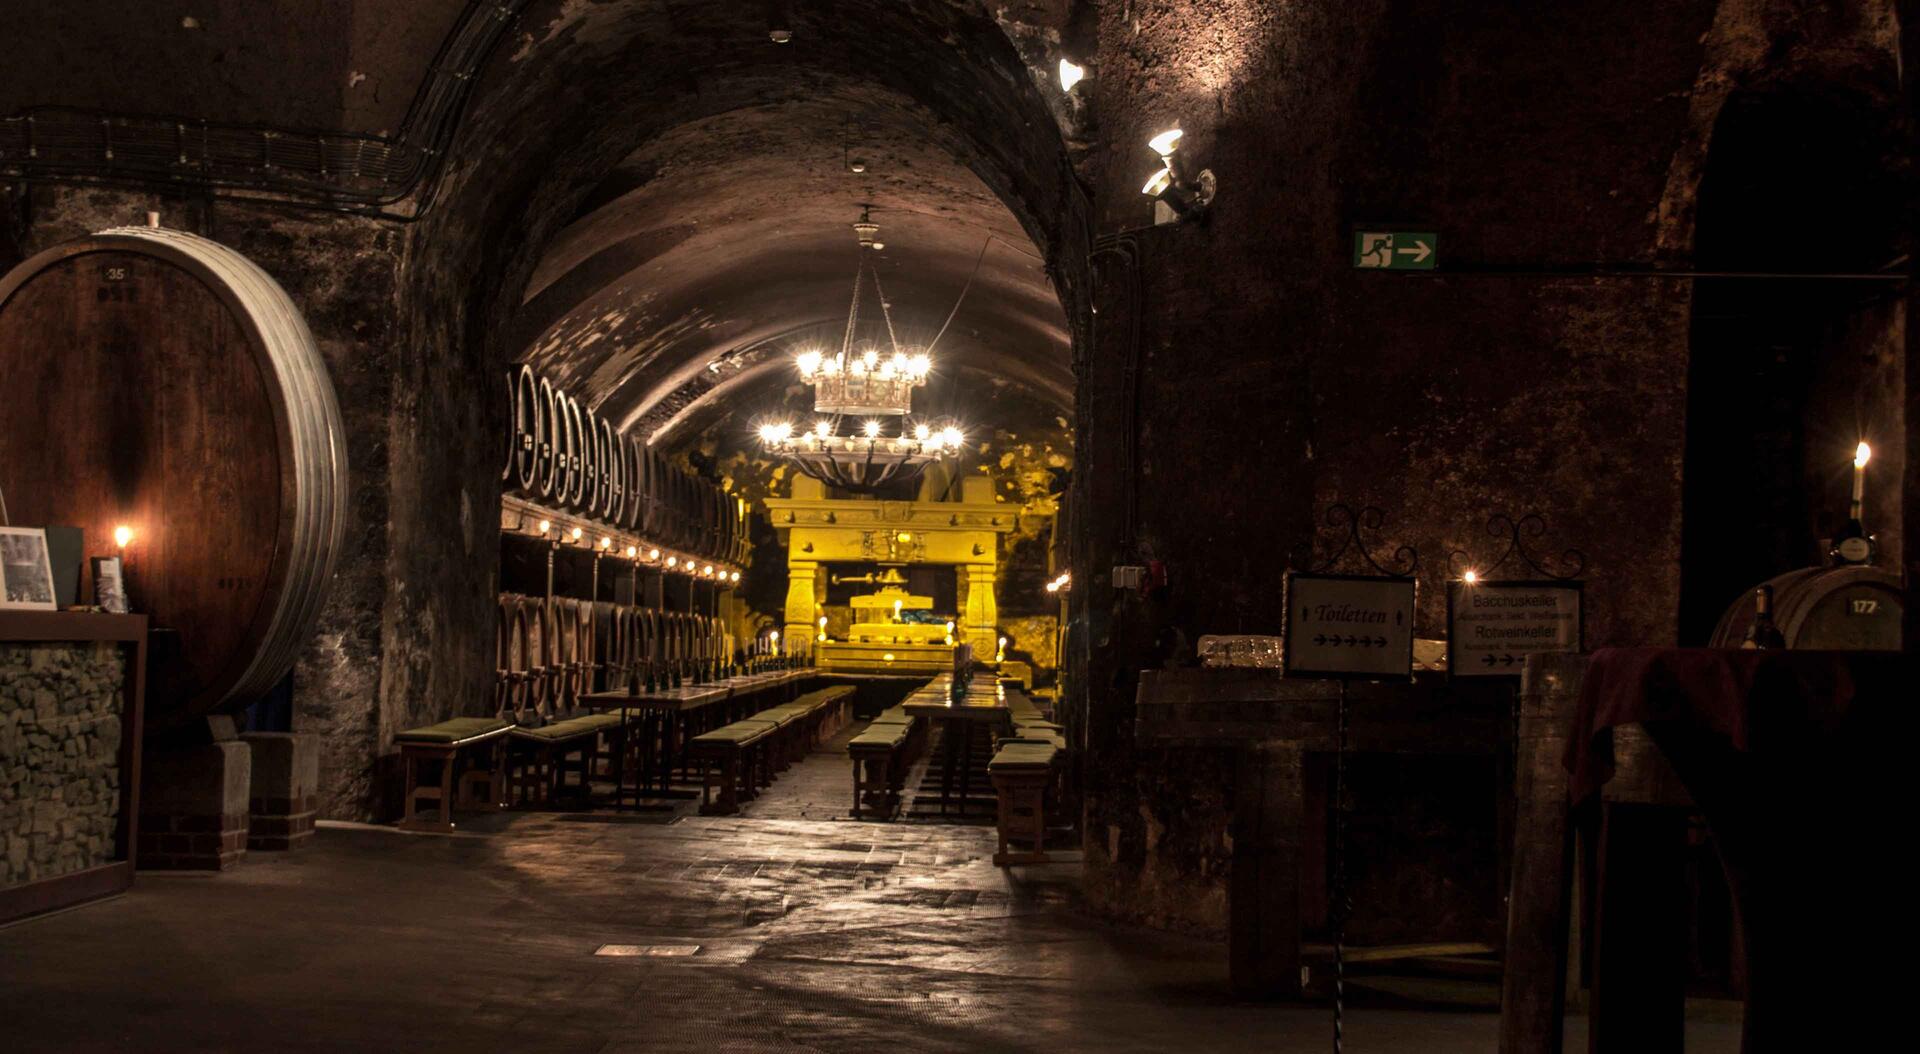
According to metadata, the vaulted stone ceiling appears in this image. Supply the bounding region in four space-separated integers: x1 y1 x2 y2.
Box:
514 91 1070 446
3 0 1089 457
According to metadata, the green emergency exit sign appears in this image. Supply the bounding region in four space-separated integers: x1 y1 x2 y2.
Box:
1353 230 1437 270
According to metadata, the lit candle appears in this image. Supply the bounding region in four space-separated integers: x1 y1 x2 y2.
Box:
1853 441 1871 516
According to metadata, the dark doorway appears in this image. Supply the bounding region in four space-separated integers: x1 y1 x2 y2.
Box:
1678 86 1906 643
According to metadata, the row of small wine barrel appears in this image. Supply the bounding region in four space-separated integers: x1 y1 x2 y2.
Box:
490 593 733 716
502 364 748 566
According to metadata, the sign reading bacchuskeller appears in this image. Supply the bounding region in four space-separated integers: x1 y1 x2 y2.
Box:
1446 580 1582 676
1443 513 1586 679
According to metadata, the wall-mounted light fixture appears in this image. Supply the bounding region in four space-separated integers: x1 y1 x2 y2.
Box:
1140 126 1216 222
114 525 133 550
1058 58 1086 92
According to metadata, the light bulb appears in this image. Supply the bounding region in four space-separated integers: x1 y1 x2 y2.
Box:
1856 442 1872 468
863 420 882 439
570 526 583 541
796 350 822 377
909 353 930 376
1059 58 1085 92
815 420 832 440
1142 167 1174 197
819 615 828 627
1463 570 1479 585
667 556 678 568
891 353 908 372
1147 127 1183 158
731 571 741 582
758 421 792 444
939 426 963 448
113 525 132 549
703 565 714 576
626 545 638 557
537 520 551 535
863 347 879 369
599 536 611 550
648 548 661 560
914 423 931 441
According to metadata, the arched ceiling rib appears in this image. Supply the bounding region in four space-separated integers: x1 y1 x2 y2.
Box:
513 91 1071 446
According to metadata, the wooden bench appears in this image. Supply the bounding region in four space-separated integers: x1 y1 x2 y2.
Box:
989 737 1063 865
691 686 855 815
507 711 622 805
396 718 512 832
689 719 777 814
849 720 912 819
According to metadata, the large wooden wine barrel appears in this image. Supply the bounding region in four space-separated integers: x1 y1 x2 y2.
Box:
1709 565 1905 650
0 224 348 727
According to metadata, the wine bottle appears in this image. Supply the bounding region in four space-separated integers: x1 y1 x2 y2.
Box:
1829 517 1875 566
1741 586 1787 649
1831 442 1876 565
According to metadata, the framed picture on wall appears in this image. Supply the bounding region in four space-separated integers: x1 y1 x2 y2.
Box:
0 526 57 611
91 556 129 614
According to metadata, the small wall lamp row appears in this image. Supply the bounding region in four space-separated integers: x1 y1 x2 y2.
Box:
518 513 741 583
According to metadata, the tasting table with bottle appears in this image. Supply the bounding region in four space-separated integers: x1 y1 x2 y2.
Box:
900 671 1011 814
1502 646 1905 1053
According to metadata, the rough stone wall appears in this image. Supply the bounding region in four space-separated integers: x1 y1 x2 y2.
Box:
0 642 125 887
1073 0 1906 934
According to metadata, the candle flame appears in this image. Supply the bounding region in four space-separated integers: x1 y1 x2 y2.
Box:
113 525 132 548
1855 442 1871 469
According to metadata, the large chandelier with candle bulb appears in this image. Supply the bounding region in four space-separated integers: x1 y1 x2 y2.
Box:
758 207 965 492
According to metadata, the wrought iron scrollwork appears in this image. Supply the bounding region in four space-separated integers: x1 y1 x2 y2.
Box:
1445 512 1586 581
1289 504 1420 579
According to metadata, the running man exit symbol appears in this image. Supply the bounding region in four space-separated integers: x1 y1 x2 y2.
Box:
1354 230 1437 270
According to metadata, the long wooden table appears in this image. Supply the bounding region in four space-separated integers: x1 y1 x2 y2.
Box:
582 670 811 801
901 672 1009 814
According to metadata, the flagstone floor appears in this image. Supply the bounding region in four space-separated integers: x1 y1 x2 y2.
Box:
0 725 1742 1053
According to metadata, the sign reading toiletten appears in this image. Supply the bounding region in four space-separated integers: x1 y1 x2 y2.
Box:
1446 580 1583 678
1282 573 1417 681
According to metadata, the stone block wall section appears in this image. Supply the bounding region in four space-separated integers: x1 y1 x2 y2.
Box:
242 732 321 851
0 642 125 887
136 740 250 871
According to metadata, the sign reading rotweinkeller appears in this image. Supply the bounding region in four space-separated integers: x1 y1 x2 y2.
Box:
1282 572 1417 681
1446 580 1583 677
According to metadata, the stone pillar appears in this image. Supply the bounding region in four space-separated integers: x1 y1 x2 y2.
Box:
138 718 250 871
784 560 818 658
961 563 999 656
241 731 319 851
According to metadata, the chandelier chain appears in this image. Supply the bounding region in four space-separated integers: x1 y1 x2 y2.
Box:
840 251 867 359
869 264 905 356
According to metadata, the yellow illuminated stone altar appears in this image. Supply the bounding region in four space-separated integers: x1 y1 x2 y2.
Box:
763 474 1015 671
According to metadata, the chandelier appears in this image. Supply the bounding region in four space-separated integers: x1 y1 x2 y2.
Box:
759 208 964 492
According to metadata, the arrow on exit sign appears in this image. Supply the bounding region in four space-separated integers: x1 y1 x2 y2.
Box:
1354 230 1438 270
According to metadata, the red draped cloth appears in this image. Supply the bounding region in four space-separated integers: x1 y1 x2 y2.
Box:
1565 647 1911 1051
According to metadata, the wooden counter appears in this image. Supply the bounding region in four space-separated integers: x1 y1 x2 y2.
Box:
0 611 147 923
1135 666 1510 998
